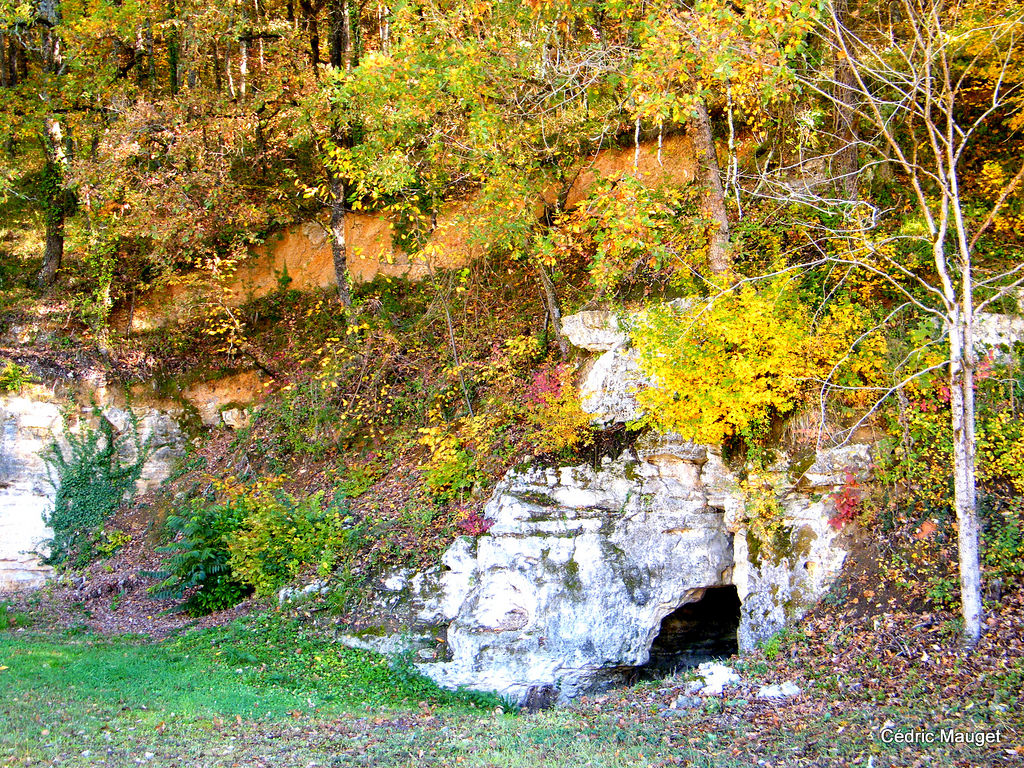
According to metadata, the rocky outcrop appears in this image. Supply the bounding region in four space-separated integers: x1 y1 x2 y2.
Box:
0 382 194 592
344 433 860 705
421 450 734 702
0 394 63 591
561 311 627 352
339 306 871 705
568 309 648 427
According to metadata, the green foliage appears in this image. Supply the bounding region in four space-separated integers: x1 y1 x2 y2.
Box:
95 528 131 558
758 633 783 660
42 413 146 566
540 177 706 296
926 575 960 611
147 490 253 617
880 349 1024 519
982 499 1024 582
150 479 366 613
333 460 381 499
247 377 343 466
227 486 356 598
422 447 481 503
71 233 117 330
0 360 33 393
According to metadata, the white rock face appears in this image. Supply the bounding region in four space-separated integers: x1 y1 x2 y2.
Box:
578 349 649 425
0 395 63 591
560 310 650 426
98 406 188 494
561 311 628 352
380 432 859 705
221 408 250 430
420 452 733 703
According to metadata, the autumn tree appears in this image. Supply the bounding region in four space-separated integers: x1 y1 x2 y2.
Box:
330 0 636 341
626 0 819 274
764 0 1024 645
0 0 78 287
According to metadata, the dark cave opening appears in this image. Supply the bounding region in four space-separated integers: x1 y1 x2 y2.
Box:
642 585 741 676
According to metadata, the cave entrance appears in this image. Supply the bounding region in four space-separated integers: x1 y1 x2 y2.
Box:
642 585 741 676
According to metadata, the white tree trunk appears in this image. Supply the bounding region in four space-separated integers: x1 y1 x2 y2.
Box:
948 315 982 645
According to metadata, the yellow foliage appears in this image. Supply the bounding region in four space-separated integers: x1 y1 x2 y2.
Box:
525 365 593 455
636 281 887 445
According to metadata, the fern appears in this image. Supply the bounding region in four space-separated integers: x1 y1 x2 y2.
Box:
145 495 252 616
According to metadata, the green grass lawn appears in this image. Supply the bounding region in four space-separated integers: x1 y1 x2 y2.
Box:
0 621 702 768
1 614 1018 767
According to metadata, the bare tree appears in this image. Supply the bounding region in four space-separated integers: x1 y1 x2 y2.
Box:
759 0 1024 645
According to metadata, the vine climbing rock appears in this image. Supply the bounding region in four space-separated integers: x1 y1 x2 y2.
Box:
0 380 190 592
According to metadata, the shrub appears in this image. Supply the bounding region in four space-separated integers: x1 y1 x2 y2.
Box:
42 413 146 566
982 498 1024 581
524 363 593 456
829 470 863 530
635 281 884 448
228 486 355 597
247 378 342 465
454 507 492 536
417 427 484 503
146 490 253 616
0 360 33 393
150 479 361 613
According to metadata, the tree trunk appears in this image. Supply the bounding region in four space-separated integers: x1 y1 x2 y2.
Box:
36 117 68 289
0 33 8 88
327 0 358 308
832 0 859 200
212 41 222 92
15 34 27 81
300 0 321 75
37 215 64 288
167 0 179 93
691 99 730 274
378 3 390 53
329 0 344 68
146 20 156 89
226 39 236 98
535 263 568 357
330 172 351 308
949 316 983 645
240 37 248 97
